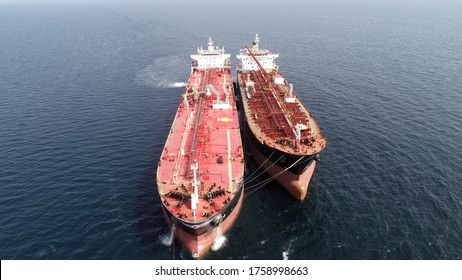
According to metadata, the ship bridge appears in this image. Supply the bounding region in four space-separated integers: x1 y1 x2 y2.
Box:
191 37 231 70
236 34 279 72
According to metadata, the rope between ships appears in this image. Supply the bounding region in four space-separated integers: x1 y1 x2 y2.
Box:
245 153 285 185
244 150 276 183
244 155 306 197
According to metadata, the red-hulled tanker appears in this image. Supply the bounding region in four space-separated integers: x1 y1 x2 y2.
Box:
236 34 326 200
157 38 244 258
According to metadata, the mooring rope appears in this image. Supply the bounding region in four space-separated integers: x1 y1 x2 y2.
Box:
244 153 285 185
244 155 305 197
244 150 276 183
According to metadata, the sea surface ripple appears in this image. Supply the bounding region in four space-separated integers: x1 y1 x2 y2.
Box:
0 0 461 259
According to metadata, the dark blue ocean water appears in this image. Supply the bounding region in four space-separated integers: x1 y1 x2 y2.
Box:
1 0 461 260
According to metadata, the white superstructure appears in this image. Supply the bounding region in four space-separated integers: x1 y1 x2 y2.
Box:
236 34 279 72
191 37 231 70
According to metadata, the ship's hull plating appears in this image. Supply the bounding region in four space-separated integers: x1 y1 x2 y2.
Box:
161 181 244 258
236 69 319 200
245 124 316 200
235 34 325 201
157 39 244 258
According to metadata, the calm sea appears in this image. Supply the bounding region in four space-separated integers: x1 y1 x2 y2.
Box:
1 0 461 260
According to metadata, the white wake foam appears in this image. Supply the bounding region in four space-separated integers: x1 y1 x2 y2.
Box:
211 227 227 251
135 55 188 88
283 239 294 260
159 225 176 246
167 82 187 88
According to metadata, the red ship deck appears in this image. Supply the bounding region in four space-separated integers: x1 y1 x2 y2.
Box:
238 69 326 156
157 67 244 223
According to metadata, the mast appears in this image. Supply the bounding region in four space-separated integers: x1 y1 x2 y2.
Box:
245 47 271 85
253 33 260 51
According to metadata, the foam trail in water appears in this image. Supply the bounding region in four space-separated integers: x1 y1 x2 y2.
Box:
159 225 176 246
167 82 187 88
135 55 188 88
211 226 227 251
283 239 293 260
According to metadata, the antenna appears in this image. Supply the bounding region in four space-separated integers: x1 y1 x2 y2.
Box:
208 37 214 51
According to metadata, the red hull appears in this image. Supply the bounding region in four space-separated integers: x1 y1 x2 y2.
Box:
235 35 325 201
156 38 244 257
248 135 316 200
163 187 244 258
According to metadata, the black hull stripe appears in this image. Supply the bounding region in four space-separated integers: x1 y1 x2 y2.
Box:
245 123 314 175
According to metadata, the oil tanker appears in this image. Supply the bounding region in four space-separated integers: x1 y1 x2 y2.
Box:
157 38 244 257
236 34 326 200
